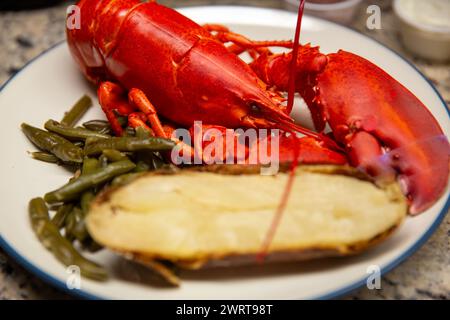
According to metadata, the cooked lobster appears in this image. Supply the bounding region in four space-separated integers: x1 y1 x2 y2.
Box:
66 0 448 214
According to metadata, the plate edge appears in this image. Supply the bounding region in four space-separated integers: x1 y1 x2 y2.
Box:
0 7 449 300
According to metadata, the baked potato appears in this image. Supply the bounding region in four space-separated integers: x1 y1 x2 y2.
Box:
87 165 407 285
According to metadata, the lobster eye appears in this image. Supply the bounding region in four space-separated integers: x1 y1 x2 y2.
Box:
250 104 261 113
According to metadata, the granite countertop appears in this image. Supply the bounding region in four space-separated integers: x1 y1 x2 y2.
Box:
0 0 448 300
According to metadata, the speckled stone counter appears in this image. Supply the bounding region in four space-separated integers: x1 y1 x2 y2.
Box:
0 0 448 300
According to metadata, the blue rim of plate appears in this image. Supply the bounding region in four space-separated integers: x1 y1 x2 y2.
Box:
0 6 448 300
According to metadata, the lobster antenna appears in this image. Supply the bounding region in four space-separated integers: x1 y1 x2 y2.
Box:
257 130 300 262
257 0 306 262
286 0 306 115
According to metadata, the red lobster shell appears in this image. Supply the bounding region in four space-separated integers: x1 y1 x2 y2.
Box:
67 0 449 214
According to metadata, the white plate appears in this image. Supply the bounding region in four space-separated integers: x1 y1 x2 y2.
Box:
0 6 448 300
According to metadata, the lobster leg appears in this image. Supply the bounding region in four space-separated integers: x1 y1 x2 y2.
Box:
128 88 168 138
127 89 206 161
128 112 153 134
200 32 329 130
202 24 230 33
102 86 203 164
204 24 292 56
201 32 329 130
191 125 346 165
215 32 293 51
98 82 170 139
98 82 136 136
128 90 209 164
249 134 347 165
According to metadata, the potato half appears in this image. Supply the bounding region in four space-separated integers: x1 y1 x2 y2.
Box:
87 165 407 284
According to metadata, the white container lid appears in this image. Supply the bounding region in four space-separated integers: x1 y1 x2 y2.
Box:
393 0 450 34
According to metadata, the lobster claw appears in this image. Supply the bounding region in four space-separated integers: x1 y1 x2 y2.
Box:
317 51 449 214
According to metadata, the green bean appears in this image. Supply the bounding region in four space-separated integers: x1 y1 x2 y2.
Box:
69 169 93 243
99 127 112 136
44 160 136 203
83 138 100 161
102 149 128 162
134 127 156 170
134 127 168 170
80 192 95 214
134 151 167 172
84 136 100 150
21 123 84 163
61 95 92 127
135 126 151 139
73 223 89 242
72 169 82 181
80 158 98 212
133 160 151 173
64 209 77 241
84 137 174 156
29 198 107 281
98 154 109 168
124 126 136 137
51 204 73 229
112 172 145 186
31 152 59 164
150 153 167 170
82 158 99 174
82 120 111 132
45 120 110 141
86 117 126 133
65 206 90 243
71 207 89 242
29 197 51 224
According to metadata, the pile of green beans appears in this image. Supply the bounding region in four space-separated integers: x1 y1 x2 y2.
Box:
29 198 107 280
23 95 175 281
